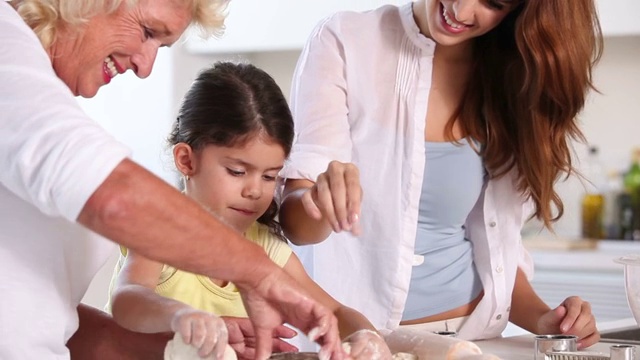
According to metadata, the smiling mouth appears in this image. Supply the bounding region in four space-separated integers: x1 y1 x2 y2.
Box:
441 2 467 31
104 56 118 79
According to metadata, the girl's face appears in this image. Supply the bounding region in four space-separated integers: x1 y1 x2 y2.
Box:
184 134 286 234
415 0 519 47
49 0 192 98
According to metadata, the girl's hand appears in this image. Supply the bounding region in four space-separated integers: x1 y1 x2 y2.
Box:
342 329 393 360
171 308 229 359
302 161 363 235
536 296 600 349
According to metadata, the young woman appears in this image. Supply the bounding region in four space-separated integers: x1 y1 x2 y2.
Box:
109 62 392 360
279 0 603 349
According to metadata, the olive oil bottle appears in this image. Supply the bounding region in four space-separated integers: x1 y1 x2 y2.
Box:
581 146 606 239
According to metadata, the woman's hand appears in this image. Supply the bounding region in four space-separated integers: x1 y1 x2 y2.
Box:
536 296 600 349
238 269 345 360
223 316 298 359
342 329 393 360
301 161 362 235
171 308 229 359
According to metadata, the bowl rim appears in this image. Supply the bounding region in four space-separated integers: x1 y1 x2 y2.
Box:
614 254 640 266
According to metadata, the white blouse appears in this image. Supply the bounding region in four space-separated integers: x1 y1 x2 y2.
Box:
0 3 130 358
281 2 534 340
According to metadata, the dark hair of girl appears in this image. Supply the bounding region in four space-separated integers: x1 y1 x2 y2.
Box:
168 61 294 239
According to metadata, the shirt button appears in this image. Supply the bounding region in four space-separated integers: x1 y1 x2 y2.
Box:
489 221 497 227
496 265 504 273
496 314 502 320
507 306 511 312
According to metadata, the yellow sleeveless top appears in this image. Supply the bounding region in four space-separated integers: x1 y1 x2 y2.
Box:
106 222 292 317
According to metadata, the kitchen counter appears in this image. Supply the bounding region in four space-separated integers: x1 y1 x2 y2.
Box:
475 318 638 359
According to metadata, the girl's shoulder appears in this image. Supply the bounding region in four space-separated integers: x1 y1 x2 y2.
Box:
246 222 292 268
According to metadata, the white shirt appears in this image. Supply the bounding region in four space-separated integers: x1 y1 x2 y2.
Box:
281 3 534 340
0 3 130 358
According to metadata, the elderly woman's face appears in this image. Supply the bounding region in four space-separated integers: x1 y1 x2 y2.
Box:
49 0 192 98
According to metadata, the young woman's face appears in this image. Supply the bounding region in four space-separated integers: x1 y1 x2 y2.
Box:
49 0 192 98
187 135 286 234
415 0 519 46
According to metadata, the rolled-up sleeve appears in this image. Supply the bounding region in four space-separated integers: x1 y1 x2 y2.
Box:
282 14 353 181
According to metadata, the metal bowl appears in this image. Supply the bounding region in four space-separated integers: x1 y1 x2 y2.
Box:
268 352 320 360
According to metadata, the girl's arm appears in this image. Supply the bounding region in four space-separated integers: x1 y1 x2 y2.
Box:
283 253 392 359
282 253 373 338
110 251 228 358
111 251 186 333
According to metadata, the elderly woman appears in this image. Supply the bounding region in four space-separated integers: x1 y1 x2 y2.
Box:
0 1 345 359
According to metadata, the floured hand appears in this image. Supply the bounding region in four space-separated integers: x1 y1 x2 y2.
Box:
165 332 237 360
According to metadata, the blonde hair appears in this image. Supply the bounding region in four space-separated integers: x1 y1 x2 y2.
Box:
13 0 229 49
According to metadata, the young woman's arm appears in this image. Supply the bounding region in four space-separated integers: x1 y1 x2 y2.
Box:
283 253 392 359
509 267 599 348
280 162 362 246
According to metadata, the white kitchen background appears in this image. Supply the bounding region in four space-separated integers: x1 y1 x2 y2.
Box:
78 0 640 334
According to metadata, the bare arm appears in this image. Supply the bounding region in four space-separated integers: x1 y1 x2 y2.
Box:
283 255 392 359
78 159 345 360
110 251 191 333
68 304 171 360
280 179 333 245
509 267 551 334
78 159 273 285
283 254 373 339
510 267 599 348
280 162 362 246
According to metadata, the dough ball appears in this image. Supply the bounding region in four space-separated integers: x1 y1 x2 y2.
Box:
164 332 237 360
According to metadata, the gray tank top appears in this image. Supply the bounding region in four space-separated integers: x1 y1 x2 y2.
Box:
402 139 484 321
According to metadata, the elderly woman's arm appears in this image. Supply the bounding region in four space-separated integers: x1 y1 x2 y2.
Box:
77 159 344 360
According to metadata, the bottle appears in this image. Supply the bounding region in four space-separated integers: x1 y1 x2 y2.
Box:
623 148 640 240
604 171 623 239
581 146 606 240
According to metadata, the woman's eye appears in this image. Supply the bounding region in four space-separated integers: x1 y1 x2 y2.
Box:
486 0 508 10
143 26 153 39
227 168 245 177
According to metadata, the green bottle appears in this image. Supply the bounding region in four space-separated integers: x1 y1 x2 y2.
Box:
623 149 640 240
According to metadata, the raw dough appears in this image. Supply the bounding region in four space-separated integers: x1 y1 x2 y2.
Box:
384 328 484 360
343 341 418 360
392 352 418 360
164 332 237 360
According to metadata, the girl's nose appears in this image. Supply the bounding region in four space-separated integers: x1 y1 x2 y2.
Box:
242 180 263 200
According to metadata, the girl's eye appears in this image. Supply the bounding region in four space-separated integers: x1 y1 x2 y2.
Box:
227 168 245 177
262 174 277 182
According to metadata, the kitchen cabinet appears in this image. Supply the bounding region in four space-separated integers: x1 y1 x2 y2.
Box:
186 0 640 54
526 240 639 323
596 0 640 37
185 0 402 54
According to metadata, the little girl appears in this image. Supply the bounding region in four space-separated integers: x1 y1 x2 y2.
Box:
108 62 392 360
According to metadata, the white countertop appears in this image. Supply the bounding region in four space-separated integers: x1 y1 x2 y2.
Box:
527 240 640 273
475 318 638 359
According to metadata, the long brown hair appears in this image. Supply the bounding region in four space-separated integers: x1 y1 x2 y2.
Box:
449 0 603 228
